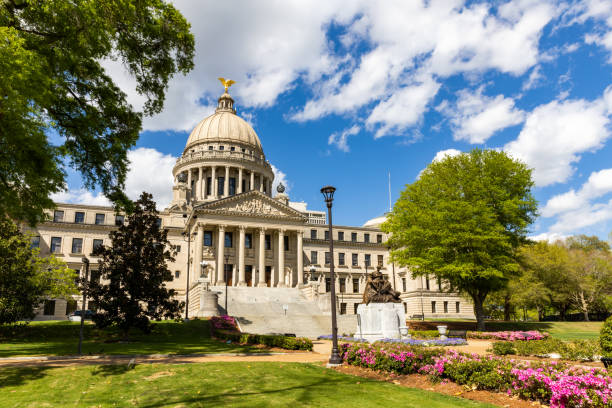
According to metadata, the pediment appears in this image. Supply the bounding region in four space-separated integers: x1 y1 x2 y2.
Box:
194 191 306 221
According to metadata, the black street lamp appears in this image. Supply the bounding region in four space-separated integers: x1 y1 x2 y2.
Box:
224 254 229 315
321 185 342 366
78 257 89 355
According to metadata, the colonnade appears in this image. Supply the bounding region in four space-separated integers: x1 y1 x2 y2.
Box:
181 165 273 201
193 224 304 288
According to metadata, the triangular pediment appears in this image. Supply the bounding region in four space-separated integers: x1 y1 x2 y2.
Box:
194 191 307 221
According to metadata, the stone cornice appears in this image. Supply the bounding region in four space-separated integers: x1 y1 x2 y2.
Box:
38 221 116 231
303 238 387 249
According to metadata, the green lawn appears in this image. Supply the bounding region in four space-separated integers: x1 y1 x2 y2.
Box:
484 321 603 340
0 320 262 357
0 362 494 407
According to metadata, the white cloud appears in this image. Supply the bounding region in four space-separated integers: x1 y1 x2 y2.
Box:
328 125 360 152
432 149 462 163
504 91 612 186
529 232 570 243
522 65 544 90
124 148 177 209
271 164 290 195
51 189 111 207
547 199 612 233
570 0 612 61
542 168 612 217
441 87 525 144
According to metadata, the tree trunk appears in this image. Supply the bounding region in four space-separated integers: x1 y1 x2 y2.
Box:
503 293 511 321
579 292 590 322
471 294 486 331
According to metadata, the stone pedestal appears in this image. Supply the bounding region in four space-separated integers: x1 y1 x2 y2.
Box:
355 303 408 342
198 291 220 317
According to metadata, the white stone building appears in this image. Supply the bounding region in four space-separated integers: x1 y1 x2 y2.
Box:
26 87 474 324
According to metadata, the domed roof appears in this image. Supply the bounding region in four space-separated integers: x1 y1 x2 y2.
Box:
184 91 263 153
363 214 388 228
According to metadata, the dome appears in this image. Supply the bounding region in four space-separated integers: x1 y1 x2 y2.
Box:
362 214 388 228
184 91 263 154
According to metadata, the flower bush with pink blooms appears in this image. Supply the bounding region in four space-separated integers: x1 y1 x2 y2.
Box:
210 315 237 331
467 330 548 341
341 342 612 407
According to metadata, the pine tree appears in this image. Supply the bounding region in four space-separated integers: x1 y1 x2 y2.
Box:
88 192 183 338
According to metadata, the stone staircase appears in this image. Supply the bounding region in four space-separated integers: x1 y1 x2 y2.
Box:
209 286 357 338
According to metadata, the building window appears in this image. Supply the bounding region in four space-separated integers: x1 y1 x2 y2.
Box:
377 234 383 243
353 278 359 293
325 278 331 292
218 177 225 195
206 177 212 195
95 213 105 225
74 212 85 223
71 238 83 254
352 253 358 266
245 233 252 249
351 232 357 242
310 251 318 264
425 275 430 290
265 234 271 250
229 177 236 195
364 233 370 243
172 245 181 253
377 254 384 267
230 146 235 151
284 235 289 251
92 239 103 253
175 270 180 279
31 236 40 249
340 302 347 315
115 215 125 226
156 218 162 228
50 237 62 253
339 278 346 293
431 301 436 314
338 231 344 241
365 254 371 267
310 229 317 239
456 301 460 313
43 300 56 316
438 278 442 291
338 253 345 266
444 301 448 314
403 303 407 313
402 278 407 292
219 145 224 151
53 210 64 222
225 232 233 248
325 252 331 265
324 230 329 241
204 231 213 247
208 145 213 150
354 303 359 314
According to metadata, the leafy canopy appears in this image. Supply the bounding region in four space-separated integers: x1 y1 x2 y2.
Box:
0 219 77 324
382 149 537 329
0 0 195 225
87 192 183 337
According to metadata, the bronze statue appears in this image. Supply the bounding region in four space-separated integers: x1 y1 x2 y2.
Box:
363 267 401 304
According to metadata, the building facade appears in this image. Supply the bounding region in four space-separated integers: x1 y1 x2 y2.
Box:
26 87 474 321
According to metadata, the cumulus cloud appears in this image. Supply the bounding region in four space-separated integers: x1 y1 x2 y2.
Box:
51 189 111 207
271 164 290 195
328 125 360 152
504 90 612 186
542 168 612 217
547 199 612 234
432 149 462 163
529 232 570 243
440 87 525 144
571 0 612 61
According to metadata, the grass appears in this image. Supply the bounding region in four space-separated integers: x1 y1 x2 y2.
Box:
0 320 263 357
0 362 495 407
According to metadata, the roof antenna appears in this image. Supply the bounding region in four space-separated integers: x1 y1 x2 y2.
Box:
388 171 392 213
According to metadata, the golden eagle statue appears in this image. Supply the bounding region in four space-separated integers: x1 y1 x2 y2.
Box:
218 77 235 93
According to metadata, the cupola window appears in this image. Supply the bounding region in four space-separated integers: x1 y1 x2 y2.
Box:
208 146 213 150
219 146 224 151
230 146 235 151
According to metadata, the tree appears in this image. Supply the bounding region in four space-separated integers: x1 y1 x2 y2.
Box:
567 235 611 253
383 149 537 330
0 219 77 324
1 1 195 225
87 192 183 338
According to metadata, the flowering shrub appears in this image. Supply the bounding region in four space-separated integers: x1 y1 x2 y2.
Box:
467 330 548 341
317 335 466 347
341 342 612 408
491 338 602 361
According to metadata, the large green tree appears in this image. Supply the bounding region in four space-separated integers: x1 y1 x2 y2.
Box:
0 219 77 324
0 1 195 225
383 149 537 330
87 192 182 339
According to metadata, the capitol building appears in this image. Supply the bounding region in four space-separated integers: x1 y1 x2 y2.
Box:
28 85 474 331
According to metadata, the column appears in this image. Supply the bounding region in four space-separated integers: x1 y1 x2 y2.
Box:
277 229 285 287
259 174 264 192
238 167 243 194
211 166 217 198
250 172 255 192
297 230 304 287
257 228 266 287
268 180 272 196
197 167 202 200
224 166 230 197
216 225 225 284
187 169 192 200
237 226 246 286
195 224 203 281
200 167 206 199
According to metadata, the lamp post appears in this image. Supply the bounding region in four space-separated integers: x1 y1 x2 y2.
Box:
321 185 342 366
182 230 192 321
224 254 229 315
78 257 89 355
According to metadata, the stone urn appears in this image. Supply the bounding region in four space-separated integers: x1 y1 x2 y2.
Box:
437 325 448 340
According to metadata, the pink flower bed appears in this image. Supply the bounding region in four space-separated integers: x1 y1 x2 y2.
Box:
210 315 238 331
468 330 548 341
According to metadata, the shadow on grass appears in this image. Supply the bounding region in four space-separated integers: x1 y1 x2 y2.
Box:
91 364 133 377
0 366 55 388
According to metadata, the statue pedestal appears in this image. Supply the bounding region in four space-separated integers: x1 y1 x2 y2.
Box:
198 291 220 317
355 303 408 342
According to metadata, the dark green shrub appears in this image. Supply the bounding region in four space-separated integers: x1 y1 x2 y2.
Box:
212 329 313 351
409 330 439 339
491 341 516 355
600 316 612 357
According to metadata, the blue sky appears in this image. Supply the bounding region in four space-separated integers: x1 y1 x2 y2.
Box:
55 0 612 241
